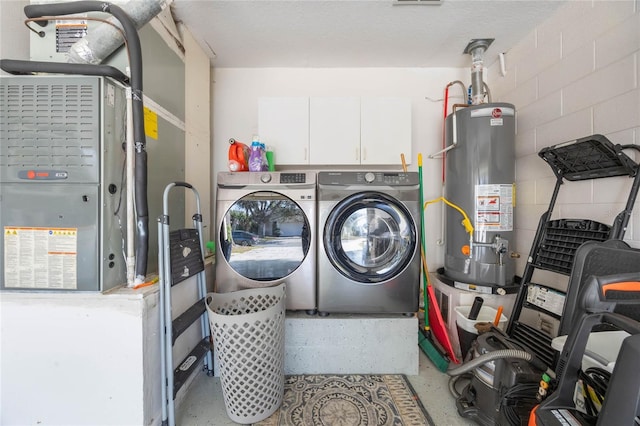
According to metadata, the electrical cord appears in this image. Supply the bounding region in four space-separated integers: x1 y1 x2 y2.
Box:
577 367 611 418
500 382 539 425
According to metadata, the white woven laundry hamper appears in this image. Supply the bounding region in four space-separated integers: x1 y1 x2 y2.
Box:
205 283 285 424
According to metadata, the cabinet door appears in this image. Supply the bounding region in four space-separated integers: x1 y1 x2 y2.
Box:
360 97 412 165
309 97 360 165
258 97 309 165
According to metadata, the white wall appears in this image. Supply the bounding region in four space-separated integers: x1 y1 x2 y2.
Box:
211 67 468 265
486 0 640 276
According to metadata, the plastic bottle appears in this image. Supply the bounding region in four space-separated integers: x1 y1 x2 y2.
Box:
248 135 263 172
266 146 275 171
260 142 268 171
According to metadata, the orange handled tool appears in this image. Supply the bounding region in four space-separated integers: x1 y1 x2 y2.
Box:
494 305 504 326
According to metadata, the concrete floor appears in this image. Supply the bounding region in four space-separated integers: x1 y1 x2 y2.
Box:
176 349 476 425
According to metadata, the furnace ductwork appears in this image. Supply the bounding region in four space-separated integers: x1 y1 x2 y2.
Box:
67 0 168 64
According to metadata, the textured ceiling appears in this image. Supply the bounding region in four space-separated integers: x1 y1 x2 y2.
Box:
171 0 564 68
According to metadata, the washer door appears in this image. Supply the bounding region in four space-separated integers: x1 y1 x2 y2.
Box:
219 191 311 281
324 191 416 284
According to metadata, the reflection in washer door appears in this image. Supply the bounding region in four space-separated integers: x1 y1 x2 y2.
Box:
220 191 310 281
324 192 416 284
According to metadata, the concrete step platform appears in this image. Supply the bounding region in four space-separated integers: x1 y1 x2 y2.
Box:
214 312 418 376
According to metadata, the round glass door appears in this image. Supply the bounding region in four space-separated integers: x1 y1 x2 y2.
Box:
324 192 416 283
219 191 310 281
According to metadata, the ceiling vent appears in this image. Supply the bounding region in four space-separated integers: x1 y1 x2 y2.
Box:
393 0 443 5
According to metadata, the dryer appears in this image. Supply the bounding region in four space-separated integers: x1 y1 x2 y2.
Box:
216 171 316 311
317 171 420 315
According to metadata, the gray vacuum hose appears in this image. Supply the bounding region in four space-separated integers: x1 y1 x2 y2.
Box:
446 349 545 377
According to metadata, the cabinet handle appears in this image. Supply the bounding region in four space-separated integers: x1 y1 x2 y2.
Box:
304 147 308 161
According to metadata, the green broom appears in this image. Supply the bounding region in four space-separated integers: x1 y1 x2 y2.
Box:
417 154 450 372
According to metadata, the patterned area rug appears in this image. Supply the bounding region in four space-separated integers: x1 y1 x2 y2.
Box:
253 374 435 426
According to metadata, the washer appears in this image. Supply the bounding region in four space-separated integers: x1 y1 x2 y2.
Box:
216 171 316 311
317 171 420 315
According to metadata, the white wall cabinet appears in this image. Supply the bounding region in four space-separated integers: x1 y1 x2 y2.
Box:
309 97 361 165
258 97 309 165
259 96 411 166
360 97 412 165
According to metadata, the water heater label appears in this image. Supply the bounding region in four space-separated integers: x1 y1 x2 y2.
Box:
3 227 77 289
475 184 513 231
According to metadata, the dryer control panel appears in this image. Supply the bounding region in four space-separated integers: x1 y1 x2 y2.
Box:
318 171 419 186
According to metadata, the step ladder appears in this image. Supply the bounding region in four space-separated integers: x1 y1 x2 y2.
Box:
505 134 640 368
158 182 213 426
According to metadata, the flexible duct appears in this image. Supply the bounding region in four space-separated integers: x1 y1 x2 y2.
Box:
24 1 150 282
66 0 168 65
469 45 485 105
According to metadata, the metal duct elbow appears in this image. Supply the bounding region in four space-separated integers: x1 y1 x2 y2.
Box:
463 38 493 105
67 0 168 64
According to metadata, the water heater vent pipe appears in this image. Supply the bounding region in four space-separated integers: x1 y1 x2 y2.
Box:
463 38 494 105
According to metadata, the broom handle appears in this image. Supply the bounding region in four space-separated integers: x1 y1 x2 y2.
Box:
418 154 430 330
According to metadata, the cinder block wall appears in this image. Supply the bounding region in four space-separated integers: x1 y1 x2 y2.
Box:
487 0 640 275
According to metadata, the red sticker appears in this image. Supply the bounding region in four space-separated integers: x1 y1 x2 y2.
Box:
492 108 502 118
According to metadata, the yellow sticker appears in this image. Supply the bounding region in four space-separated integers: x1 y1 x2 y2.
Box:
144 106 158 140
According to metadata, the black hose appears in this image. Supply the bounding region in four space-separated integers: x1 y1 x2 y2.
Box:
0 59 129 85
25 1 149 280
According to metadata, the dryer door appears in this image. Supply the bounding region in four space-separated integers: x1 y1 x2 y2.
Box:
219 191 311 281
324 191 416 284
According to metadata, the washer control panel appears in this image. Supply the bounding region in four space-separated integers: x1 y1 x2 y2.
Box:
260 173 272 183
218 171 313 187
279 173 306 184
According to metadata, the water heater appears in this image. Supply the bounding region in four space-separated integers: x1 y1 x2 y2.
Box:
443 102 516 287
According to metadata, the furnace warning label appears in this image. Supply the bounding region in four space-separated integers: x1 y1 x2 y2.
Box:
144 106 158 140
4 227 77 289
55 19 88 53
475 184 513 231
